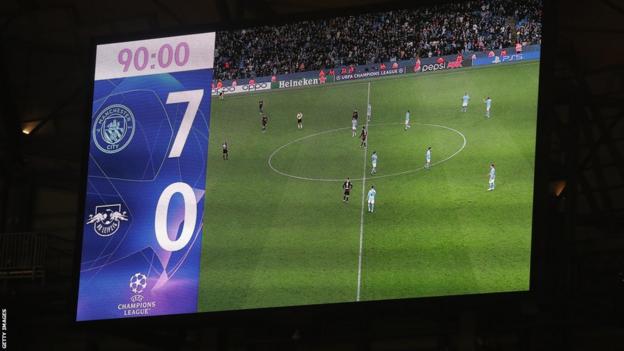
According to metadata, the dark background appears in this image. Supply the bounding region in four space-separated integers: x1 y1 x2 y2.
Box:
1 0 623 349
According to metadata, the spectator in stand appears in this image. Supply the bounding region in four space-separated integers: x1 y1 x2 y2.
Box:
213 0 542 81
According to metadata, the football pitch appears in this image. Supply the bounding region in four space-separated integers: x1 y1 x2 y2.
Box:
198 61 538 312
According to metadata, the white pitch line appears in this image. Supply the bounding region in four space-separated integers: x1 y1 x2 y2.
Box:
356 82 370 301
267 122 467 182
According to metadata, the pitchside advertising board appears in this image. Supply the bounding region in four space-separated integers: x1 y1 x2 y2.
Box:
77 33 215 321
473 49 541 66
208 45 539 95
211 82 271 96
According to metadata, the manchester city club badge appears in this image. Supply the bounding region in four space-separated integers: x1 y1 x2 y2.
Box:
92 104 136 154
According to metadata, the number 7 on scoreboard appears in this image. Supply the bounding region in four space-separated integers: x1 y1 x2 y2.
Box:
166 89 205 158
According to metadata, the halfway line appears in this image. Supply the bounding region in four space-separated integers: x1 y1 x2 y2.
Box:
356 82 370 301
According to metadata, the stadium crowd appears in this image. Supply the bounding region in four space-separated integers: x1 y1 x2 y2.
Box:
214 0 542 81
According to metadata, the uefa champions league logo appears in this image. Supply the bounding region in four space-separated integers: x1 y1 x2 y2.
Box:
93 104 135 154
129 273 148 294
117 272 156 315
86 204 128 237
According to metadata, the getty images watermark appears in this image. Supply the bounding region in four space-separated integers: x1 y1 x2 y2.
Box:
1 308 6 349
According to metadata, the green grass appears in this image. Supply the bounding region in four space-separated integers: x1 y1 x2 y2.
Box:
198 61 538 311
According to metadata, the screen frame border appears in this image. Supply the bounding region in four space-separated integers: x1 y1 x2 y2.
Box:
72 0 554 327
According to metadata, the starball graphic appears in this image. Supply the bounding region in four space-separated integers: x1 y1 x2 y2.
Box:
129 273 147 294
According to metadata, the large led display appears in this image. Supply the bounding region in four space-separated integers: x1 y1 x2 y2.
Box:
77 0 541 320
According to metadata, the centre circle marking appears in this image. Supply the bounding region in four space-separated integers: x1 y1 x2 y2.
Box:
267 122 467 182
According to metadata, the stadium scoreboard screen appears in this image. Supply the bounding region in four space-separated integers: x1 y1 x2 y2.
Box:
77 1 542 321
78 33 215 320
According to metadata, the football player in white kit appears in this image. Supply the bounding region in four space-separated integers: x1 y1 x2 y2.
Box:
425 147 432 169
367 185 377 213
404 110 411 130
488 163 496 191
351 109 359 137
461 92 470 112
371 151 378 174
484 97 492 118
